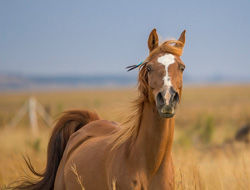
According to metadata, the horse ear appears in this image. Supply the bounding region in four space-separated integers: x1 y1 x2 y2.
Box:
175 30 186 48
148 28 159 52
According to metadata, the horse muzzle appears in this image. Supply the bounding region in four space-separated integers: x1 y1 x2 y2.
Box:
156 87 179 118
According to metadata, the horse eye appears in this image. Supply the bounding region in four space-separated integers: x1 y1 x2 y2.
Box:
146 66 152 72
179 65 185 72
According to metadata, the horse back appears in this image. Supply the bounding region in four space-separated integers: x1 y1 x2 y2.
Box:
65 119 119 155
54 120 119 190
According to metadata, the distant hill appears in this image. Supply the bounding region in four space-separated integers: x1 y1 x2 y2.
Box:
0 74 32 90
0 73 249 91
0 74 137 90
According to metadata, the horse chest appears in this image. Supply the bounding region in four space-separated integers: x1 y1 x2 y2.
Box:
112 177 146 190
110 162 175 190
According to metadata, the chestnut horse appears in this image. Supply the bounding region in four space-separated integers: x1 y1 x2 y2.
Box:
12 29 186 190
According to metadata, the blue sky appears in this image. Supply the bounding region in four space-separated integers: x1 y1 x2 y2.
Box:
0 0 250 79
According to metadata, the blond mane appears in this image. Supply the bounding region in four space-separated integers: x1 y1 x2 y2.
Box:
111 40 184 149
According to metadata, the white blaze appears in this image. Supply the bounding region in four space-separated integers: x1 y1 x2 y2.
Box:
157 53 175 87
157 53 175 106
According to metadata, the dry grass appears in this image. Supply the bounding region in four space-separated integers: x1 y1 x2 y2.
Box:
0 85 250 189
112 178 117 190
71 163 85 190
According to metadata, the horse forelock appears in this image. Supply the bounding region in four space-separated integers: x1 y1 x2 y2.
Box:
146 40 184 62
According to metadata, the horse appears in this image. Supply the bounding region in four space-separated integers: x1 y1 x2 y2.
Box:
11 28 186 190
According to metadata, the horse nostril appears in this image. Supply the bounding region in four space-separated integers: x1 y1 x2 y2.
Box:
173 92 179 103
170 87 179 103
157 92 165 106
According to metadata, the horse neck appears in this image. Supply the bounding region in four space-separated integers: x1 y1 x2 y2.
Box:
129 101 175 176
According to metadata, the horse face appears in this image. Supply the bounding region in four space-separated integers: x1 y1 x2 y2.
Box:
146 29 185 118
147 54 185 118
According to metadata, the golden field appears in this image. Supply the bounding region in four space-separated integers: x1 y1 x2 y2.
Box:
0 85 250 189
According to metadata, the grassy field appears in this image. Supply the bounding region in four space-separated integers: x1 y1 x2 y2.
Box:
0 85 250 189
